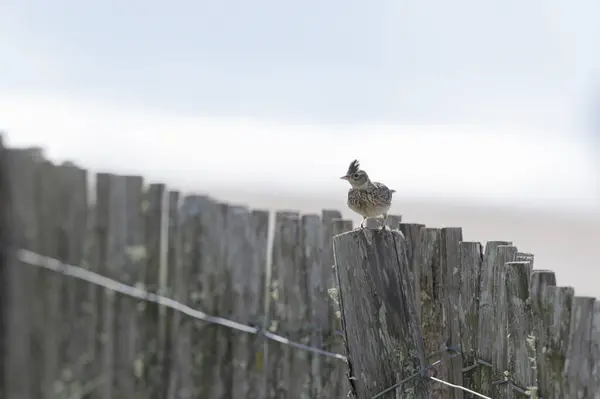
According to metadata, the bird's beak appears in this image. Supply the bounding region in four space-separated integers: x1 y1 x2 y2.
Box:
340 175 349 180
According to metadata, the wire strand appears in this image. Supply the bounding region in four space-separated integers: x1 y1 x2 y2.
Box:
429 376 492 399
17 249 348 362
370 352 460 399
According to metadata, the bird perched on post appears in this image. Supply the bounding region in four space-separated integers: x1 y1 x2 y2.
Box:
340 159 396 229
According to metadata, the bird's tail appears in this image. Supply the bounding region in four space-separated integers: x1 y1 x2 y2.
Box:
390 189 396 194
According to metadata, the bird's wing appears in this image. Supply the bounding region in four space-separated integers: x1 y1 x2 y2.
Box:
372 182 394 201
373 182 390 190
374 182 396 194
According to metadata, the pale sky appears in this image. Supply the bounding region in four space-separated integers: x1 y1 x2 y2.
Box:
1 0 598 212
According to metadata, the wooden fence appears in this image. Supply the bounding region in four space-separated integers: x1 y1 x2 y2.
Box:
0 137 599 399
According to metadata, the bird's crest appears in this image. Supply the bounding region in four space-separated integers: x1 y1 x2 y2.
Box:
346 159 360 175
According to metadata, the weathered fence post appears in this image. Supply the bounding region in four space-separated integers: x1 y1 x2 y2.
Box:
457 241 483 393
266 211 312 398
477 241 512 395
529 269 556 397
319 211 346 398
399 223 425 314
6 149 66 399
226 205 268 399
169 194 197 398
544 286 574 398
505 261 535 398
491 245 518 397
143 183 167 398
54 163 89 398
440 227 464 399
164 191 183 399
184 196 228 399
305 213 327 398
333 228 429 398
212 201 238 399
418 227 444 399
247 209 269 399
225 205 253 399
564 296 596 397
36 161 66 399
331 219 353 397
93 173 145 398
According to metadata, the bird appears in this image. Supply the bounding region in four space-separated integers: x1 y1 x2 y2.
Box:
340 159 396 229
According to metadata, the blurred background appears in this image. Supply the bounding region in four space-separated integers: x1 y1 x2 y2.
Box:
1 0 598 294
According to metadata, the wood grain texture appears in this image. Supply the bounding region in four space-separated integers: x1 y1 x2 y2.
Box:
305 213 326 398
545 286 575 399
143 183 167 399
528 269 556 397
457 241 483 393
477 240 512 395
119 176 146 399
193 197 228 399
227 205 254 399
333 228 428 399
177 195 208 398
267 211 311 398
282 212 312 399
399 223 425 317
440 227 464 399
418 227 445 399
265 209 287 399
248 209 269 399
491 245 518 398
171 194 200 399
95 173 146 399
331 219 353 398
505 261 534 398
320 210 346 398
564 296 596 398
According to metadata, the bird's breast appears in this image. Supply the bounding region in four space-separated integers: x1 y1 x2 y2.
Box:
346 188 392 217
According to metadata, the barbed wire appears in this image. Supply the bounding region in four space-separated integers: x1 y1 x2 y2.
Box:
371 352 535 398
430 376 492 399
17 248 515 399
17 249 347 362
369 353 457 399
369 351 492 399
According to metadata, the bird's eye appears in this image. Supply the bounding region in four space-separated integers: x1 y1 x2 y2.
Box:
352 173 360 179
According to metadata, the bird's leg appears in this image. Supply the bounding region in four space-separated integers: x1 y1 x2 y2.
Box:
360 217 367 229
